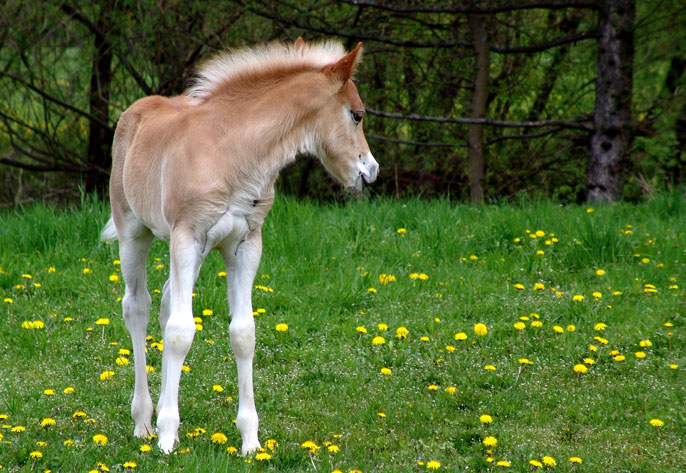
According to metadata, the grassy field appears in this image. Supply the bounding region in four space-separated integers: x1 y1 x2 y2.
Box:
0 193 684 472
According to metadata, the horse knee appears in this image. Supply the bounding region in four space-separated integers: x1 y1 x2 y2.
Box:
229 319 255 359
164 318 196 356
122 292 151 330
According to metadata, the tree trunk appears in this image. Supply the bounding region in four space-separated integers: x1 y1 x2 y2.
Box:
85 4 114 195
587 0 635 202
468 14 490 204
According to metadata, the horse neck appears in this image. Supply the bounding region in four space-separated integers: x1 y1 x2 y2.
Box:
207 72 331 172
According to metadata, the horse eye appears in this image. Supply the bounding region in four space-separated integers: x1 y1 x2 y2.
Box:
350 110 363 125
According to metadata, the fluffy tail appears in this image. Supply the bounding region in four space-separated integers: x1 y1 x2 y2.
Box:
100 215 118 242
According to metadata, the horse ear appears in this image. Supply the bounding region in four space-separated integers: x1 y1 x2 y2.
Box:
325 42 364 82
294 37 305 53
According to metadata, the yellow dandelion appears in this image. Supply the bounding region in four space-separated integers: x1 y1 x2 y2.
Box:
496 460 510 467
100 370 115 380
649 418 664 427
533 283 545 291
377 323 388 331
426 460 440 470
43 389 55 396
95 318 109 326
484 364 496 371
29 450 43 459
372 336 386 345
395 326 409 339
553 325 564 334
212 384 224 392
40 418 56 427
140 444 152 452
255 451 272 461
513 322 526 330
454 332 468 341
483 436 497 447
596 269 606 276
444 386 456 394
569 456 583 463
529 459 543 467
92 434 108 446
480 414 493 424
542 456 556 466
301 440 319 451
635 351 646 359
356 326 368 334
573 364 588 374
123 461 137 468
513 283 525 290
275 323 289 332
572 294 584 302
380 368 392 375
474 323 488 336
211 432 228 444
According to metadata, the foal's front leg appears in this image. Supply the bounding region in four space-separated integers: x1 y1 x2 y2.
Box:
221 230 262 455
157 230 202 453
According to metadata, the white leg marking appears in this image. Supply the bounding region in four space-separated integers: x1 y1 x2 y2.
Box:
157 231 202 453
119 230 154 438
221 231 262 455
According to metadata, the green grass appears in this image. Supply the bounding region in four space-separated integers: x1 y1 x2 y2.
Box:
0 193 685 472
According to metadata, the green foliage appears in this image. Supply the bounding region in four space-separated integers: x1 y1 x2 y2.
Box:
1 1 686 202
1 195 685 471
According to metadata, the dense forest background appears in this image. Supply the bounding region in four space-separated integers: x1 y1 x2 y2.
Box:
0 0 684 204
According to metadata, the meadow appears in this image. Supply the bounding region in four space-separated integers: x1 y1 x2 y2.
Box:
0 193 684 472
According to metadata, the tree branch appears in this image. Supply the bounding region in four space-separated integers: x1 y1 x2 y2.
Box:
244 3 472 48
491 30 598 53
367 134 467 147
367 108 593 131
0 71 113 131
340 0 600 14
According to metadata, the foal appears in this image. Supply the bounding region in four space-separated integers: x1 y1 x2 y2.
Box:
102 39 378 454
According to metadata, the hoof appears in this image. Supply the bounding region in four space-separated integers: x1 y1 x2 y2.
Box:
133 422 153 438
241 438 261 457
158 434 176 454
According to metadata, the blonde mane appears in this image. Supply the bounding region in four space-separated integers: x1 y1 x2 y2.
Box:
186 40 347 101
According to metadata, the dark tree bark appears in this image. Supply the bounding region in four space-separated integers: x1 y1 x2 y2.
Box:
77 3 115 194
468 14 490 204
587 0 635 202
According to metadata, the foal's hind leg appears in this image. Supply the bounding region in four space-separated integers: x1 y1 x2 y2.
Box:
157 229 203 453
220 230 262 455
118 221 155 438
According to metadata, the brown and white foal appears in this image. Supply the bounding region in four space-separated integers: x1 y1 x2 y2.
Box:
102 39 377 454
